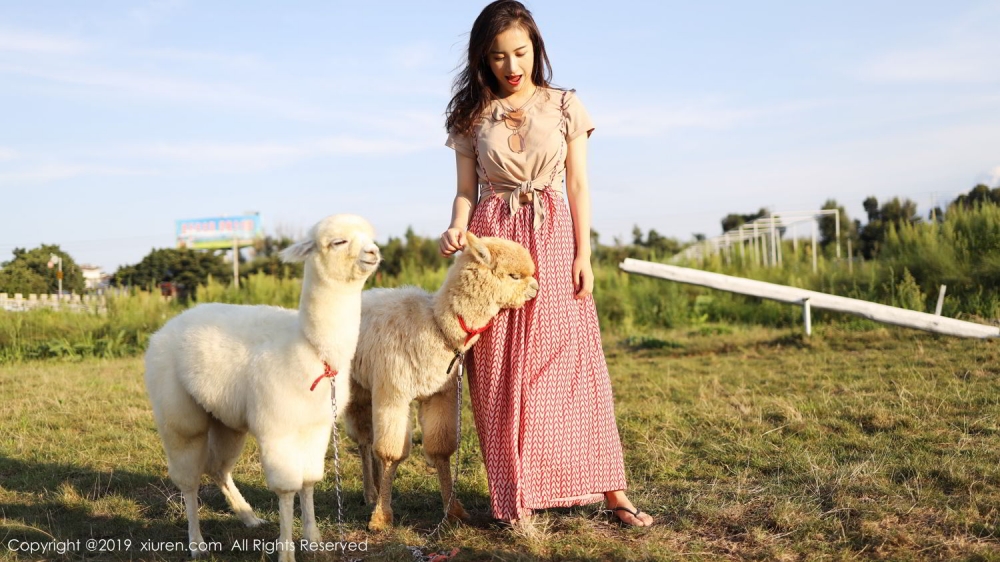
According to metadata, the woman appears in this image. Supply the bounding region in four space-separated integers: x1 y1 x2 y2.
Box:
439 0 653 527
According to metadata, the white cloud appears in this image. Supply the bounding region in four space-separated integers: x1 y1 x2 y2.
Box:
858 5 1000 85
0 30 447 126
596 98 827 138
314 135 438 155
988 166 1000 187
0 29 90 54
128 0 186 28
137 142 307 170
124 135 438 171
0 164 154 184
0 147 16 161
860 41 1000 84
0 61 335 122
599 105 752 138
132 47 263 70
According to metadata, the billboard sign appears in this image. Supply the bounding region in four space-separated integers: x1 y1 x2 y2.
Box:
176 215 263 250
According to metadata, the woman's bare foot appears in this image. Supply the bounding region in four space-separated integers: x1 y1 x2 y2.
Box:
604 490 654 527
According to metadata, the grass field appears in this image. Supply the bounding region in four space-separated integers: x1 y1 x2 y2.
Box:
2 325 1000 561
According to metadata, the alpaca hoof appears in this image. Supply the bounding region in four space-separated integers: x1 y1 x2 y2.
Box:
240 514 266 528
447 503 470 522
302 528 322 547
445 498 469 521
368 510 393 531
275 540 296 562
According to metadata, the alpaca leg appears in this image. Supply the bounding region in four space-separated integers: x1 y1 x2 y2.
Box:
419 387 468 522
181 489 208 558
370 456 403 531
298 425 332 547
298 485 321 546
206 418 264 527
360 443 378 503
258 437 304 562
369 401 412 531
164 436 210 557
153 387 211 558
344 379 378 504
275 491 297 562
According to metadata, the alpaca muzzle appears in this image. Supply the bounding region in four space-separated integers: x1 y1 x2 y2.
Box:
525 278 539 300
359 245 381 270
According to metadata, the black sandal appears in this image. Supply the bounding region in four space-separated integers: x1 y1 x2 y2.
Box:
609 505 653 527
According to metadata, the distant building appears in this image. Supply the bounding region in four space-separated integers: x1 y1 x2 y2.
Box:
80 265 107 290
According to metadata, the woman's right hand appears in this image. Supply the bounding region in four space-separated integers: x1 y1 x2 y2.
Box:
439 227 467 257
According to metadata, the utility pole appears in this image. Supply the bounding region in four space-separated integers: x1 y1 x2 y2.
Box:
48 254 63 308
233 234 240 289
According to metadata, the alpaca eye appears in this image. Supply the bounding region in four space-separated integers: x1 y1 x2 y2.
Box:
509 273 521 280
330 239 348 248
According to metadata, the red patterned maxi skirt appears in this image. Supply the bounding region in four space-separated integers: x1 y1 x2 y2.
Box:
467 190 627 522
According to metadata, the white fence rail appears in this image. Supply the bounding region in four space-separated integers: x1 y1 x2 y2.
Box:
0 292 107 313
620 258 1000 339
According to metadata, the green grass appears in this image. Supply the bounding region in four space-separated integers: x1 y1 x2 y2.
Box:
2 326 1000 560
0 291 177 363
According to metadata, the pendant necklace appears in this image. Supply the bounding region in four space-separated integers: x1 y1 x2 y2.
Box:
500 86 537 154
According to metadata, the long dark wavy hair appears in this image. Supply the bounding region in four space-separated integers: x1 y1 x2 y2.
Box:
445 0 554 135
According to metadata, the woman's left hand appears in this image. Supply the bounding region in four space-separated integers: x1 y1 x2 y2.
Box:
573 255 594 299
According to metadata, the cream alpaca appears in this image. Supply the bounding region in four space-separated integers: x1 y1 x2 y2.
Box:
345 233 538 530
144 214 379 561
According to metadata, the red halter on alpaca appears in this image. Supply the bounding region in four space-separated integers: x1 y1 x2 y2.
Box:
446 315 494 375
310 361 337 391
457 315 493 347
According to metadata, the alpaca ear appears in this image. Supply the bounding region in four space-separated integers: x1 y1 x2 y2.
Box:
280 240 316 263
463 232 493 267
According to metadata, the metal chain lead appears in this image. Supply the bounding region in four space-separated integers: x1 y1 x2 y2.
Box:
330 378 344 536
453 362 463 511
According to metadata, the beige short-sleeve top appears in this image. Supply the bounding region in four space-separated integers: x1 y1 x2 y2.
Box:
446 88 595 226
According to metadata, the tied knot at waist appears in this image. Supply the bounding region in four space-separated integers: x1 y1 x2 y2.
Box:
483 180 561 228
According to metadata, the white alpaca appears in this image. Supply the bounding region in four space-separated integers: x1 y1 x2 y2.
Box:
345 233 538 530
144 214 379 562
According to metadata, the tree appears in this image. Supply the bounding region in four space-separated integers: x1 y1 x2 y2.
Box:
631 225 644 246
720 214 744 232
863 196 880 222
377 226 449 278
112 247 229 300
244 235 303 279
644 228 681 256
0 244 84 295
858 196 921 259
950 184 1000 210
622 226 682 260
0 262 47 295
720 208 768 233
881 197 921 225
817 199 856 251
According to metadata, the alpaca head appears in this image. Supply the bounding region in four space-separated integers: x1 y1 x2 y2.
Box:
280 214 381 284
453 232 538 311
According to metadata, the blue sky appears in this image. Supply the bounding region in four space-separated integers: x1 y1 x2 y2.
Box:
2 1 999 272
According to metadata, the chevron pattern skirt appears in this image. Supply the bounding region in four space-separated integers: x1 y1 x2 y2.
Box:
467 191 627 522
